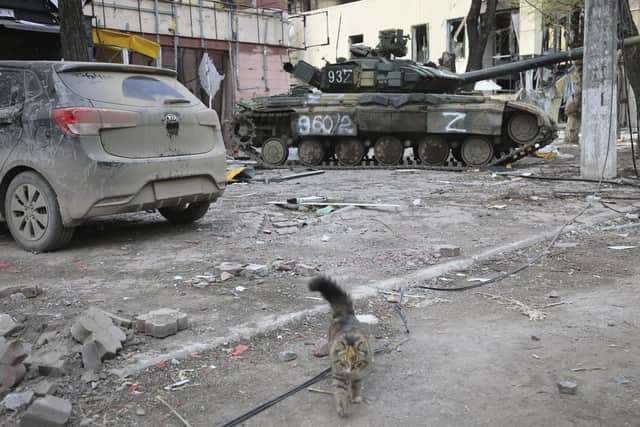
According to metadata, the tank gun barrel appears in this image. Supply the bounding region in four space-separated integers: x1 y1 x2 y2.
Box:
460 35 640 84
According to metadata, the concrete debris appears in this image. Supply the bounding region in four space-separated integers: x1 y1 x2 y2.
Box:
356 314 380 325
26 350 70 377
220 272 234 281
275 227 298 235
101 311 134 329
295 263 317 276
272 221 299 229
36 331 59 348
273 260 295 272
2 390 34 410
435 245 461 258
0 314 19 337
71 307 127 369
279 351 298 362
548 290 559 299
557 380 578 395
10 293 26 304
33 380 58 397
241 264 269 277
313 340 329 358
217 262 244 274
135 407 146 416
136 308 189 338
0 339 29 390
163 379 190 390
19 396 72 427
0 285 42 299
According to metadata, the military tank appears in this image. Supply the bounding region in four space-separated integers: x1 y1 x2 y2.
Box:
228 30 640 168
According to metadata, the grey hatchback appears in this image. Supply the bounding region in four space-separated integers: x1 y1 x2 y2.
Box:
0 61 226 252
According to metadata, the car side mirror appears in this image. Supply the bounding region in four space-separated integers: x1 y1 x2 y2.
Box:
0 103 23 125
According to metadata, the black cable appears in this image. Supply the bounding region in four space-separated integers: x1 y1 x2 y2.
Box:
219 367 331 427
511 174 640 187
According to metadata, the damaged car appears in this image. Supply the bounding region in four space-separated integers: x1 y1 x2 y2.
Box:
0 62 226 252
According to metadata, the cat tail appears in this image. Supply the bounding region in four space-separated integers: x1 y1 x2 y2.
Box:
308 276 354 318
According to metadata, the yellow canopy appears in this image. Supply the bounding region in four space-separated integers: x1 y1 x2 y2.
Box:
92 29 160 59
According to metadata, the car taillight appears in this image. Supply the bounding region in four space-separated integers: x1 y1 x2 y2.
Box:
51 108 138 136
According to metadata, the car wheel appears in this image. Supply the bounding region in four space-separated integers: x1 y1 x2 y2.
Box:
4 171 74 252
158 201 211 225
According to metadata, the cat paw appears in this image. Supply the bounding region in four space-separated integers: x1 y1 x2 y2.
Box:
336 401 350 417
351 396 363 404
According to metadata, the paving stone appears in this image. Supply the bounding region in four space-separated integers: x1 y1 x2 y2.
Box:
2 390 34 410
26 350 69 377
0 314 19 337
0 339 29 390
19 396 71 427
71 308 126 368
33 380 58 397
136 309 189 338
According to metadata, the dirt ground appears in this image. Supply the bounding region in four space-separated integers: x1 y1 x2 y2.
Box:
1 143 639 426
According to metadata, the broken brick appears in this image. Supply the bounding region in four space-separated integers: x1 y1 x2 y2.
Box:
20 396 71 427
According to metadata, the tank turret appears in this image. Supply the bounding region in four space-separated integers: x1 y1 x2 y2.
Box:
285 30 640 94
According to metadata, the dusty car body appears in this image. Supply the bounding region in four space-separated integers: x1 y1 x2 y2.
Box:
0 61 226 251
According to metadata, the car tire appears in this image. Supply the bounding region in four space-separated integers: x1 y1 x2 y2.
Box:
158 201 211 225
4 171 74 252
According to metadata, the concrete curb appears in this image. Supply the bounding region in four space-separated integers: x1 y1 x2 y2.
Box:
112 206 624 377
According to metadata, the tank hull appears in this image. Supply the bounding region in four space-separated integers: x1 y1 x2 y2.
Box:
229 92 557 168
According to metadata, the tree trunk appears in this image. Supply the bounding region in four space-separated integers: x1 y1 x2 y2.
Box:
465 0 498 72
564 8 584 144
59 0 89 61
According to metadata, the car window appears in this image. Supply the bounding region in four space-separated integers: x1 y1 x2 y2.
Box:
58 71 200 107
0 70 25 108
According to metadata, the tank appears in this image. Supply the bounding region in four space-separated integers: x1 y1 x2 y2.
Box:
228 30 640 168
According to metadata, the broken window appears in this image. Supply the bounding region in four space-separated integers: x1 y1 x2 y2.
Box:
411 24 429 63
447 18 465 59
349 34 364 46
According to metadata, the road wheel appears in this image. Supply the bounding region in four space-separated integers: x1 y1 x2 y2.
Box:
4 171 74 252
416 135 450 165
374 136 404 165
298 138 326 166
460 136 494 167
261 137 289 166
159 201 210 225
335 138 366 166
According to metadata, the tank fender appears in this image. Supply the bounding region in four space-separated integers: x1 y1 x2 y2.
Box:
505 101 553 127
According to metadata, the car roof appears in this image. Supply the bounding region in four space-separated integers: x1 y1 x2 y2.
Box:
0 61 177 78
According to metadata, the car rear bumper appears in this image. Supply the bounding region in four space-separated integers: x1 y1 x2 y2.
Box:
5 135 227 226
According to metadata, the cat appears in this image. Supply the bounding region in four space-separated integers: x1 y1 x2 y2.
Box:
309 276 372 417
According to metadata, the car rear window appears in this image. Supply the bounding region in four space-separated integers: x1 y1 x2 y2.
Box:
58 71 200 107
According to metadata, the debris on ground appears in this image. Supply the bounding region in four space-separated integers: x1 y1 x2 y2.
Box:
19 395 72 427
476 293 547 321
0 285 42 299
26 349 70 377
2 390 34 411
228 344 250 357
71 307 127 369
278 351 298 362
0 339 29 390
557 380 578 395
0 314 19 337
136 308 189 339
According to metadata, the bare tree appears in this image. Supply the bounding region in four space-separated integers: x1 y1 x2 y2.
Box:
465 0 498 72
59 0 90 61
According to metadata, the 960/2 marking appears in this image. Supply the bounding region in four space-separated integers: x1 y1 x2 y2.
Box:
296 114 356 136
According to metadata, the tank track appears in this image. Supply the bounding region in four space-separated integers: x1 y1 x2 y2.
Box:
233 132 557 172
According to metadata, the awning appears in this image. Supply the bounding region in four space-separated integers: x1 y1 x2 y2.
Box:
92 28 160 59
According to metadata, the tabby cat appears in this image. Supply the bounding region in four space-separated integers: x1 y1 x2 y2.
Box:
309 276 372 417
